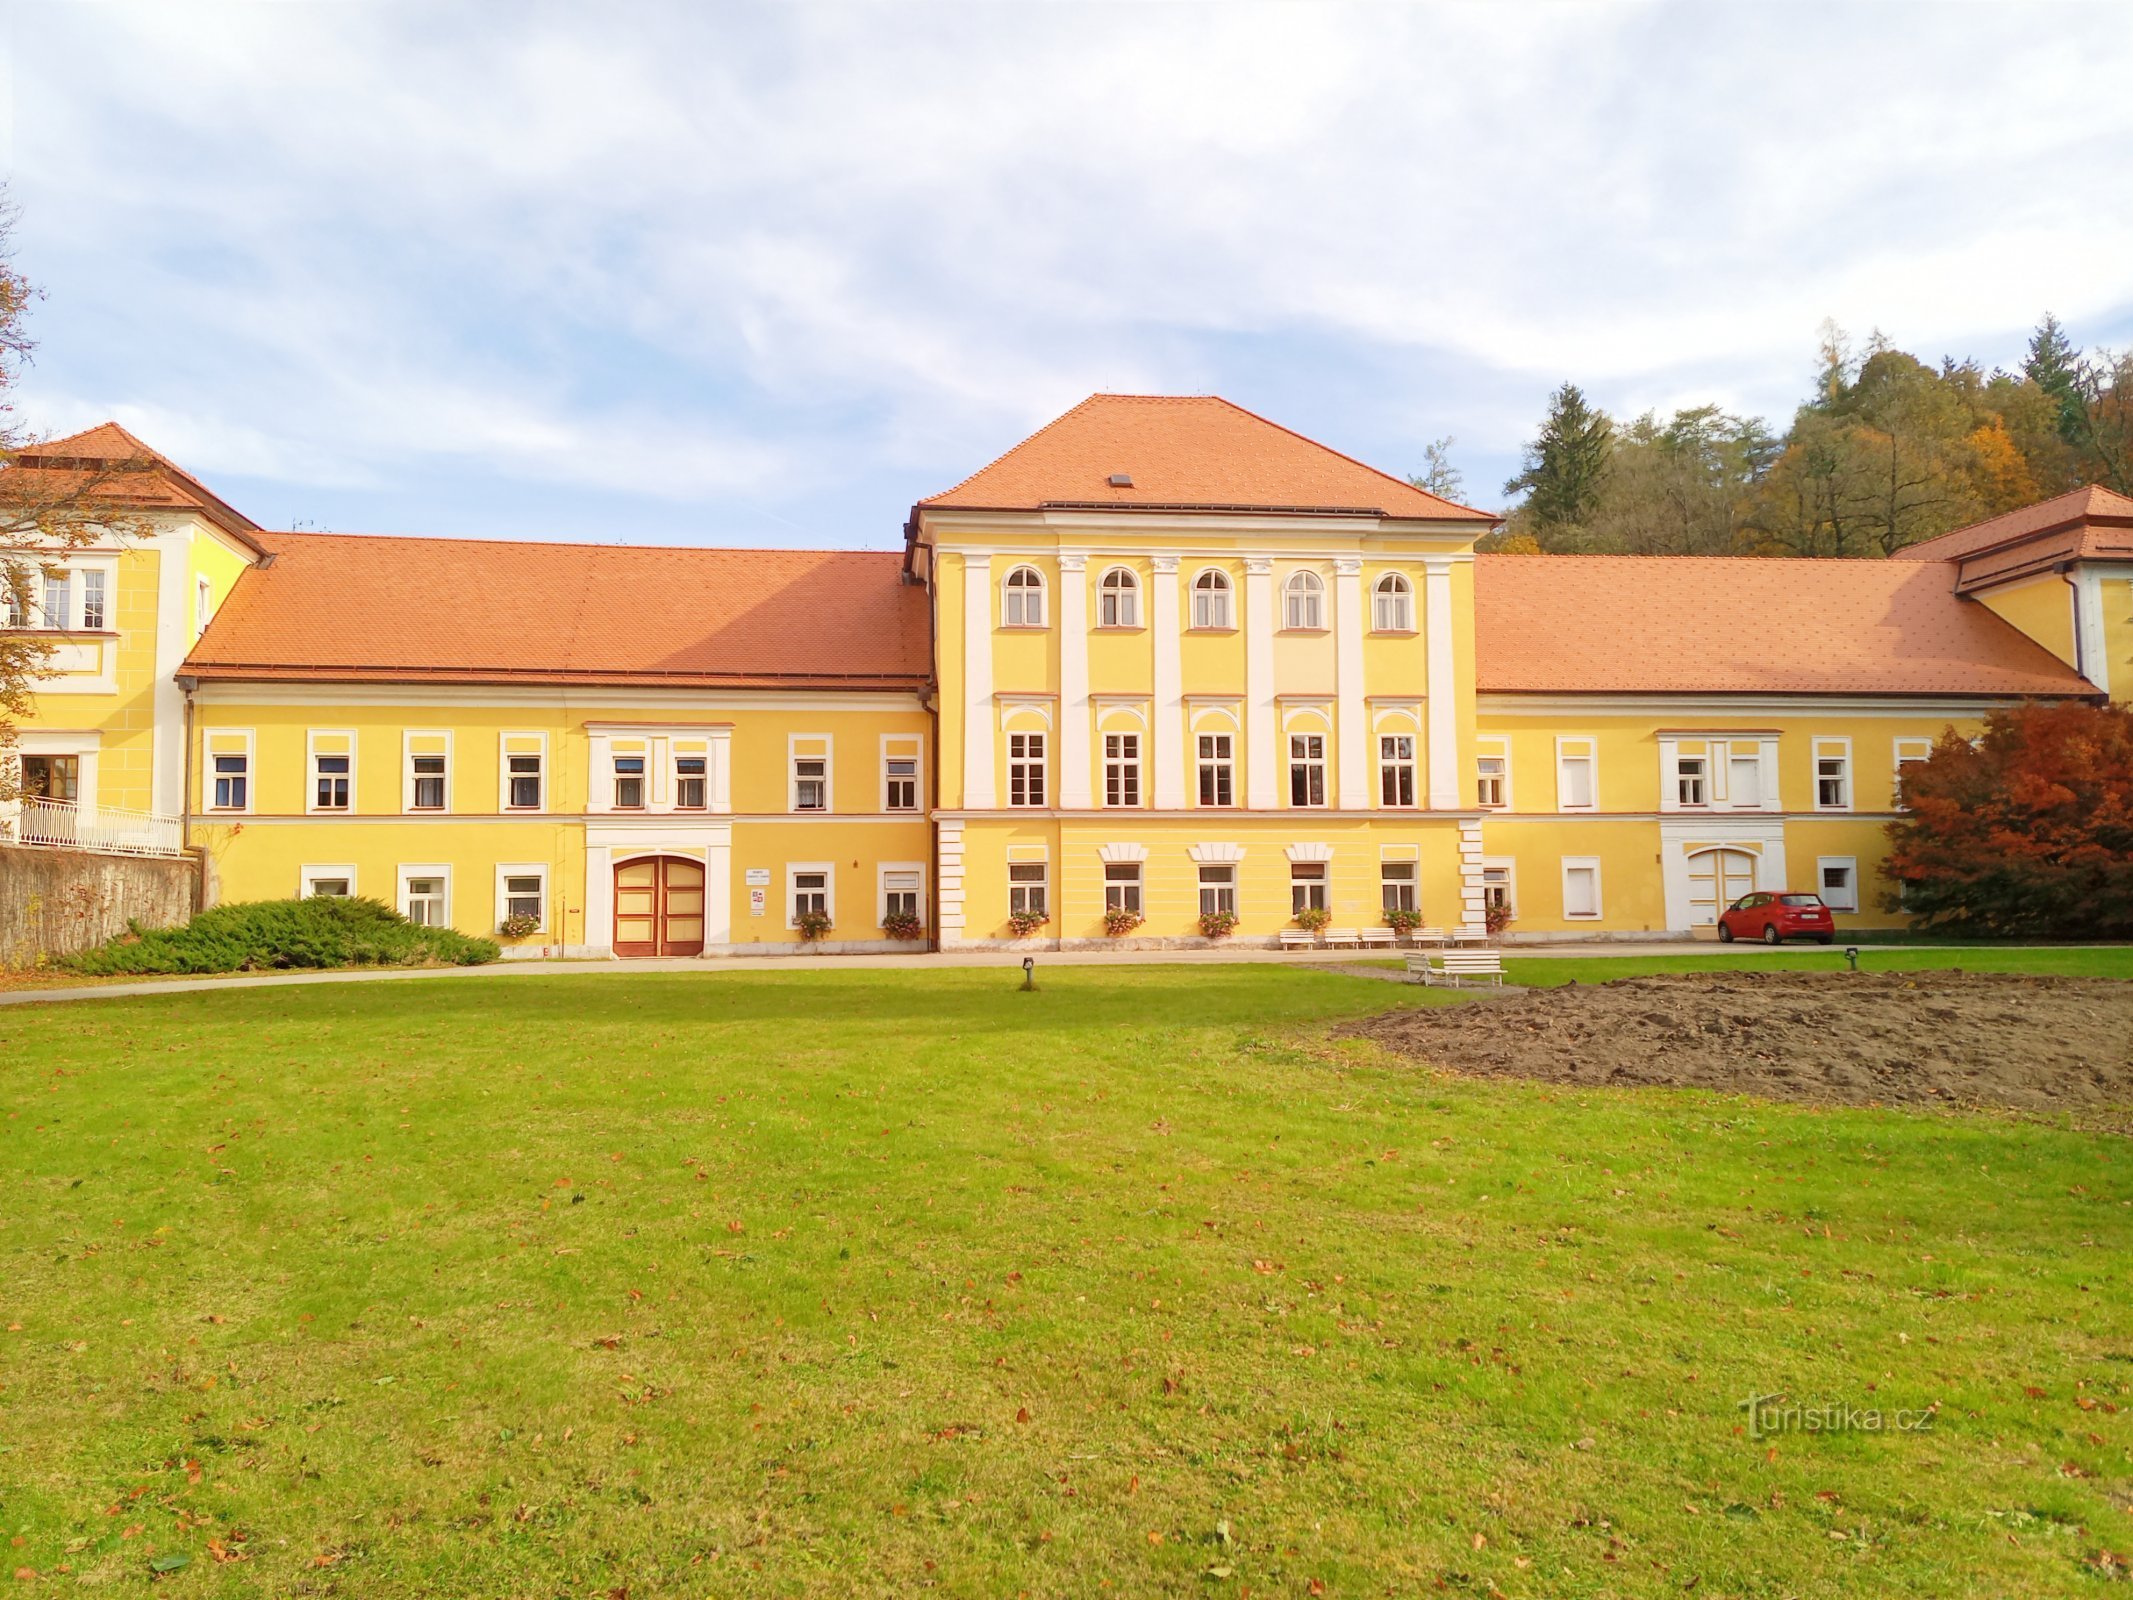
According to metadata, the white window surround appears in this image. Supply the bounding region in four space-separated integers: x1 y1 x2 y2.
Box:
499 731 549 812
1000 564 1046 628
1007 860 1048 919
1893 736 1933 808
1190 567 1234 629
1812 737 1853 813
202 727 255 814
1096 566 1140 627
1282 569 1325 630
787 861 834 927
495 862 549 932
1562 857 1603 920
878 861 926 925
306 730 357 815
299 863 358 899
1481 856 1519 917
790 733 833 813
1097 841 1149 864
1187 841 1246 865
1657 735 1780 814
881 733 924 812
402 730 454 814
1555 737 1597 811
1284 841 1333 863
195 575 213 635
398 863 452 926
1817 856 1860 913
2 553 120 631
1475 741 1509 810
1371 572 1415 632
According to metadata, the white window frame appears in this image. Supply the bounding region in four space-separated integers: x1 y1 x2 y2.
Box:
1475 749 1507 810
204 728 255 814
195 574 213 635
1380 856 1418 914
1371 572 1414 632
1007 730 1047 808
80 568 106 631
1001 564 1046 628
1007 859 1049 920
673 748 710 811
1288 732 1328 808
1561 857 1603 921
1726 748 1764 809
1893 737 1933 809
1813 737 1853 813
402 731 454 814
881 734 923 813
790 734 833 813
1103 861 1143 914
306 731 357 815
612 748 649 810
1096 566 1140 627
1190 567 1234 629
878 862 925 926
1102 730 1141 808
1481 856 1518 918
1283 570 1325 631
500 732 549 813
299 863 358 899
1196 732 1235 808
1554 737 1597 812
1817 856 1860 913
1675 753 1709 808
788 862 834 927
1290 860 1329 916
1197 863 1237 917
495 862 549 933
1375 733 1416 808
398 863 452 928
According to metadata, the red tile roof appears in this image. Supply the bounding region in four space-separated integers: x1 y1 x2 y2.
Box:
1475 553 2099 698
1892 485 2133 563
919 395 1496 521
11 422 266 552
184 532 932 690
1889 485 2133 593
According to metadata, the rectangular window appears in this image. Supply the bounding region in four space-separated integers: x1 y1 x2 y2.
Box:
790 756 824 811
1008 733 1047 807
1893 737 1932 807
211 753 248 810
2 577 21 628
410 753 446 810
1197 864 1237 918
791 869 830 922
1290 861 1328 916
314 754 351 811
675 756 708 809
195 576 212 632
1377 735 1416 808
306 875 352 898
614 755 647 809
1475 754 1505 809
1103 733 1140 808
1727 751 1762 808
1676 755 1708 807
1818 857 1859 913
403 875 446 927
883 869 922 922
1103 862 1142 914
507 753 543 809
1482 863 1514 915
1562 859 1602 919
1008 862 1048 918
1288 734 1326 807
22 754 80 801
504 873 545 924
884 756 918 811
42 572 69 629
80 570 106 631
1381 859 1417 914
1557 741 1596 810
1196 733 1234 807
1815 747 1851 811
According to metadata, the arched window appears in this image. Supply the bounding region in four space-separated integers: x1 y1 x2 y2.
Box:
1097 567 1139 627
1283 570 1324 630
1002 565 1046 628
1191 568 1232 629
1373 572 1413 631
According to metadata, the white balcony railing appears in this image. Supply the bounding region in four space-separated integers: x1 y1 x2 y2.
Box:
1 796 187 859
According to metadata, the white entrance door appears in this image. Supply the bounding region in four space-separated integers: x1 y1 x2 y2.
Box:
1685 847 1758 926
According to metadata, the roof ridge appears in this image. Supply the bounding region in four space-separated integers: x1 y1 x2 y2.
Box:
1476 551 1949 566
916 394 1111 507
1199 394 1498 521
1897 483 2133 559
258 528 903 558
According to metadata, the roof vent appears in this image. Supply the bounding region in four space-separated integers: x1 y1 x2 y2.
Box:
1107 472 1133 488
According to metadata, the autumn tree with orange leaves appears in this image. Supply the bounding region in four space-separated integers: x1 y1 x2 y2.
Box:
1882 701 2133 937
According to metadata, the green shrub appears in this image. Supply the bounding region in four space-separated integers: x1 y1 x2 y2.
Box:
62 897 502 976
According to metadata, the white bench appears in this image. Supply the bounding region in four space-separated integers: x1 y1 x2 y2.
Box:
1407 949 1507 988
1358 927 1397 950
1321 927 1362 950
1277 929 1318 952
1405 925 1451 948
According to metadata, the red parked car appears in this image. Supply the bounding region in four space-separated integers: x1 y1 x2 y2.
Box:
1716 891 1836 945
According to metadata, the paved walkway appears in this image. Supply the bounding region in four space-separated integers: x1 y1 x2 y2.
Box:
0 939 2018 1009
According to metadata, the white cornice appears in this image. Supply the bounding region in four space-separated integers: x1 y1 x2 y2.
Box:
189 682 929 713
1476 692 2041 719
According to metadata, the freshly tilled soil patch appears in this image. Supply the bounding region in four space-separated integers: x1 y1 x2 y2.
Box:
1343 969 2133 1114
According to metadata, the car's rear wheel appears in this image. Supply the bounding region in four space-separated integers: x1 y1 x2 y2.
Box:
1716 921 1734 943
1762 923 1783 946
1815 934 1835 945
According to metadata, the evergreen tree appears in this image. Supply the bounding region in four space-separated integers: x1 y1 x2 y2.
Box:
2023 312 2086 446
1503 384 1613 534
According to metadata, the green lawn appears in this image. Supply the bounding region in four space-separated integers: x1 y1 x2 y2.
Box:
3 962 2128 1596
1501 944 2133 986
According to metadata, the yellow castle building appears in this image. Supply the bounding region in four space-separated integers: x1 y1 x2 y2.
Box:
5 400 2125 955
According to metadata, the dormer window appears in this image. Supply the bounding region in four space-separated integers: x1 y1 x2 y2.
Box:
1097 567 1139 627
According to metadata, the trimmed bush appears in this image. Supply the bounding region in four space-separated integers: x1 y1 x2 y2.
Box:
62 896 501 976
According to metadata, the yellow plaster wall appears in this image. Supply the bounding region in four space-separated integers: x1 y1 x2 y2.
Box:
1975 575 2077 668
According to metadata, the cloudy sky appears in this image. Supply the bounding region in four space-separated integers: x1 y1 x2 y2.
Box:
6 1 2132 547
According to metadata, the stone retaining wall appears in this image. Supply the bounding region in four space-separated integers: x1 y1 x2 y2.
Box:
0 844 199 969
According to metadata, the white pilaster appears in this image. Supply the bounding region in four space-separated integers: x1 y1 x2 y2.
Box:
1058 552 1091 809
1151 556 1185 810
1333 556 1369 809
936 819 966 940
1424 557 1460 809
1244 556 1276 810
962 554 995 809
